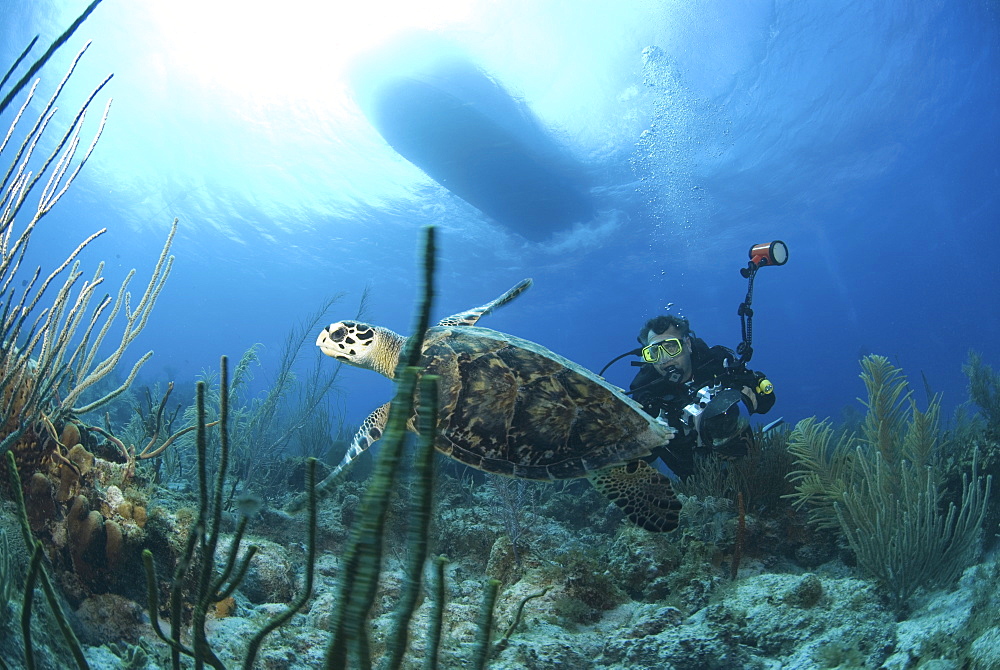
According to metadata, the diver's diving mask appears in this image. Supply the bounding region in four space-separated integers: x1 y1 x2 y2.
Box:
641 338 683 363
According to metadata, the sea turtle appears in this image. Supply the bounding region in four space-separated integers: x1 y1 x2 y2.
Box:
315 279 682 532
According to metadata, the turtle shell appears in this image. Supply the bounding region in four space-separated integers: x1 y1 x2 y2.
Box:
415 326 672 480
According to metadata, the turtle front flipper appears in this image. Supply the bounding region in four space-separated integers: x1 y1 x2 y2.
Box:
287 402 392 513
328 402 392 479
437 278 532 327
588 461 682 532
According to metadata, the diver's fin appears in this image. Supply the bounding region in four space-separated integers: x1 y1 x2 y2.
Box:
286 402 390 512
588 461 682 532
437 278 532 327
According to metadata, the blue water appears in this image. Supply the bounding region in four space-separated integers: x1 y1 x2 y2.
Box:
2 0 998 430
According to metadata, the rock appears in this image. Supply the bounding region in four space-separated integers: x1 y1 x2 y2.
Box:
782 573 824 608
236 539 297 604
75 594 146 645
970 627 1000 670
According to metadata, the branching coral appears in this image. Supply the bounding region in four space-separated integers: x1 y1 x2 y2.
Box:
324 226 439 668
141 357 319 670
167 293 348 504
5 450 89 669
0 11 185 660
676 424 796 514
223 294 345 504
89 382 211 479
0 28 174 490
485 474 540 567
964 350 1000 437
835 444 989 609
0 527 14 630
324 226 501 669
786 355 992 610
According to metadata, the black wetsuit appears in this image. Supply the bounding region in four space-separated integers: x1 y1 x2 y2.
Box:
629 337 775 478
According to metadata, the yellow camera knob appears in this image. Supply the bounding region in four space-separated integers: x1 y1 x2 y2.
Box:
756 379 774 394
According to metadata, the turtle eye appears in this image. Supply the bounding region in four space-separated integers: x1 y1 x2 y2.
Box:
328 325 348 342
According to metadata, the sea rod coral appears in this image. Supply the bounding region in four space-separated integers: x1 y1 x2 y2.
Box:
1 37 174 488
1 13 176 667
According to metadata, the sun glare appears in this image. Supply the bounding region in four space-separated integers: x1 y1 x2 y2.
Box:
144 0 478 104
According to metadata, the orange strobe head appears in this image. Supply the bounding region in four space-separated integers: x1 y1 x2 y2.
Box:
749 240 788 268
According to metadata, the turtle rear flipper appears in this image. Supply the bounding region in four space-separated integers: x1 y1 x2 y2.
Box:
588 461 682 532
437 278 532 327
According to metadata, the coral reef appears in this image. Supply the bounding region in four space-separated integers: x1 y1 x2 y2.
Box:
3 226 1000 670
4 27 1000 665
1 0 176 509
0 9 179 669
139 357 319 670
964 350 1000 439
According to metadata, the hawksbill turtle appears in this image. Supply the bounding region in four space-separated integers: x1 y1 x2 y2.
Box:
315 279 682 532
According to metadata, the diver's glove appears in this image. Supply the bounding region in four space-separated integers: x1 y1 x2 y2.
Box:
753 371 774 395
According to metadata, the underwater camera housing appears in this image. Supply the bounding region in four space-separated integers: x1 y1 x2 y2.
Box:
680 385 745 449
680 385 742 426
681 384 720 424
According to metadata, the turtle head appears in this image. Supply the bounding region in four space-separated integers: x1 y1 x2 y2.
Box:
316 320 404 378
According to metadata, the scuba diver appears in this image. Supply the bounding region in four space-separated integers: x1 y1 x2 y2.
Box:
628 314 775 478
601 240 786 479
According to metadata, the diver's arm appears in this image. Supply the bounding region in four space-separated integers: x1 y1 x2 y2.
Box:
739 370 775 414
705 351 774 415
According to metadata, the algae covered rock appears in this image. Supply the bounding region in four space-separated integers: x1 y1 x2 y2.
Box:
75 593 147 646
970 627 1000 670
605 523 681 601
881 560 998 670
782 573 824 608
234 538 298 604
601 601 750 670
598 571 894 669
728 572 894 668
491 621 603 669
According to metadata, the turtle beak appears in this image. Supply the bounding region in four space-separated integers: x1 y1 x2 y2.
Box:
317 323 356 362
316 325 340 357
